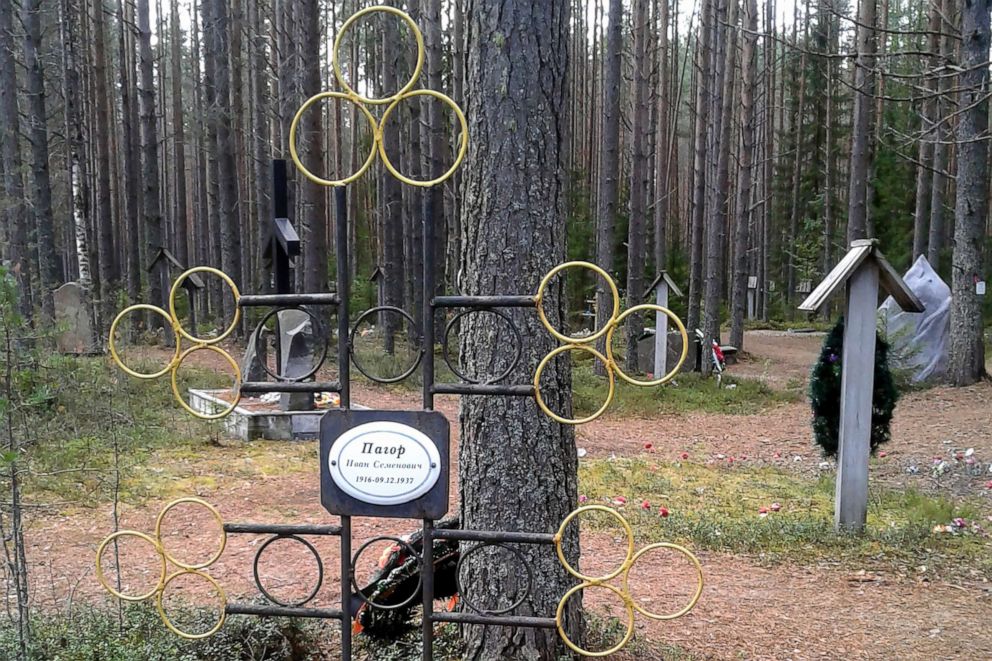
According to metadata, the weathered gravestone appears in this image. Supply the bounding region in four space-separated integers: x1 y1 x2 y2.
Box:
278 308 321 410
54 282 97 354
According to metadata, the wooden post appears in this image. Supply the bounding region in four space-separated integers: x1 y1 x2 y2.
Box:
835 262 879 530
654 281 670 377
747 276 757 320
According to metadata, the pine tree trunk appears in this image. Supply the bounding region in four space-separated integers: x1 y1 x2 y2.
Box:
654 0 671 271
703 0 736 373
594 0 623 374
211 0 243 318
424 0 447 313
459 1 579 658
822 2 837 290
912 4 941 262
119 0 143 305
928 0 955 268
249 0 271 292
0 0 33 317
846 0 876 243
22 0 61 318
760 0 775 320
626 0 651 373
730 0 758 351
785 2 809 308
137 0 165 321
688 0 714 344
170 0 189 267
300 0 327 293
947 0 990 385
381 18 404 353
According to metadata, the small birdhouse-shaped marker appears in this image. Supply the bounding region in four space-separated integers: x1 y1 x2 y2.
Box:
643 271 683 378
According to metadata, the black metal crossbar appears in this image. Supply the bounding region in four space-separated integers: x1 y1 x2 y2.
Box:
239 293 340 307
224 522 342 536
240 381 341 394
432 295 537 309
430 384 535 397
226 603 344 620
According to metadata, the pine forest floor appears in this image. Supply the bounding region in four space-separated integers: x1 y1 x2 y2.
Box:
16 331 992 660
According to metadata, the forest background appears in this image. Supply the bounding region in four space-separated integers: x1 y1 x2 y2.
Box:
0 0 988 383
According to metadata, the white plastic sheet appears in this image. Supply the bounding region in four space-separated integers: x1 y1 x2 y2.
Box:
878 255 950 383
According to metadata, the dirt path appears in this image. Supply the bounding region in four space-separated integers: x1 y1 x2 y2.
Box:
25 332 992 659
34 497 992 660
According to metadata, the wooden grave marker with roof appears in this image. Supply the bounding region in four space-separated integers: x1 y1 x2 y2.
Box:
799 239 924 531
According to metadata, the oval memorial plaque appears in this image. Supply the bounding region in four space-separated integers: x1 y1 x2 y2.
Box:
328 421 441 506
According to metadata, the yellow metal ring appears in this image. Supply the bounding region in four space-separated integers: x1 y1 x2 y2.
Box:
553 505 634 583
606 304 689 386
168 267 241 345
289 91 380 187
534 344 615 426
555 581 635 658
378 89 468 187
108 304 181 379
170 344 242 420
535 262 620 345
154 497 227 570
156 569 228 640
332 5 425 105
622 542 704 620
95 530 167 603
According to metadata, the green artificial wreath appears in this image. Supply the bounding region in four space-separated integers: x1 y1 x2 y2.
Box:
809 317 899 458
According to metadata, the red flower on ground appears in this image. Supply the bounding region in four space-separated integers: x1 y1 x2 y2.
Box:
770 502 782 512
641 500 651 510
681 452 689 460
644 443 653 450
658 506 670 518
878 451 888 458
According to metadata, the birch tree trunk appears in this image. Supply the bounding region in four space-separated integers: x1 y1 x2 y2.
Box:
459 1 579 658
